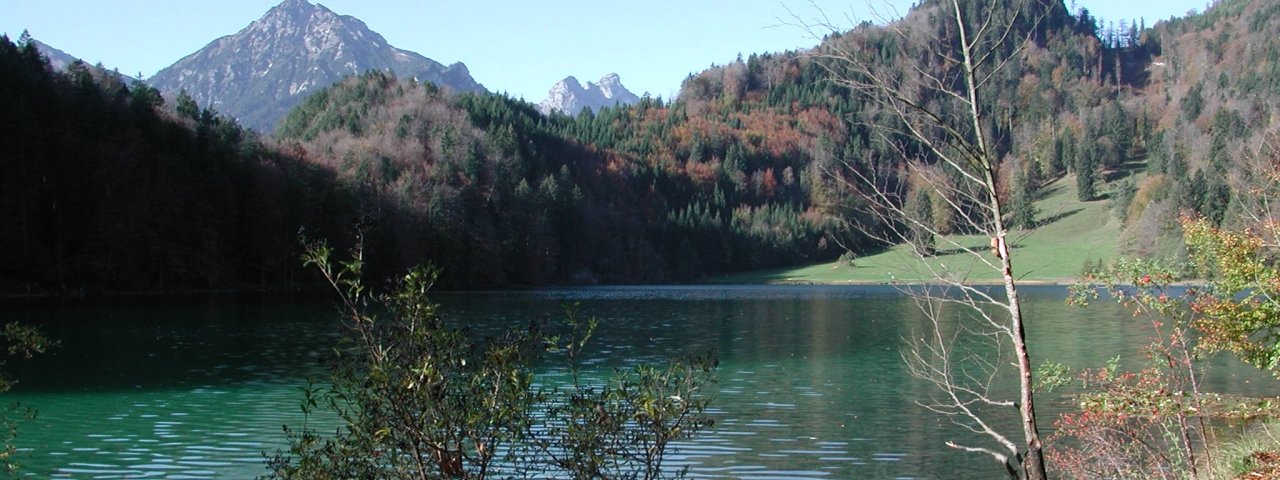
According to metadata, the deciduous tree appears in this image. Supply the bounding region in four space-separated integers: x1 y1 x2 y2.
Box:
806 0 1050 477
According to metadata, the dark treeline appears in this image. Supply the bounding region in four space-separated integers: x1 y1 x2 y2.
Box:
0 33 353 294
0 31 841 292
3 0 1279 293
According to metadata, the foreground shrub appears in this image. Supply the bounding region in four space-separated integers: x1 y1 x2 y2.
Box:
263 241 715 479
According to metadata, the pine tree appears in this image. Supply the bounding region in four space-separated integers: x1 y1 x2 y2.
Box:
176 89 200 120
1076 146 1099 201
1010 166 1038 228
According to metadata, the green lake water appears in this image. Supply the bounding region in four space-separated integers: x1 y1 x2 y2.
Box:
3 285 1277 478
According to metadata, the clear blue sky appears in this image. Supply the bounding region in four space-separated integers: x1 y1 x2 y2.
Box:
3 0 1213 102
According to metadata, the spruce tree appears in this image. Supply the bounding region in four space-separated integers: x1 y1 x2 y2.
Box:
1076 146 1099 201
1010 166 1038 228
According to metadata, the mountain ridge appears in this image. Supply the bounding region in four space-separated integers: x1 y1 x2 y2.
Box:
148 0 484 131
30 39 77 72
25 36 139 84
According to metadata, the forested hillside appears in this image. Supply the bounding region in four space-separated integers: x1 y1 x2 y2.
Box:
0 35 353 293
1119 0 1280 256
273 73 841 285
4 0 1278 294
0 33 841 291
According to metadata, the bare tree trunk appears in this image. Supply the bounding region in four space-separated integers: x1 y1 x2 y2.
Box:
1006 263 1046 480
953 1 1046 474
801 0 1049 477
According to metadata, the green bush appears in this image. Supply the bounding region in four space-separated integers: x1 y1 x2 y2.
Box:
262 241 715 479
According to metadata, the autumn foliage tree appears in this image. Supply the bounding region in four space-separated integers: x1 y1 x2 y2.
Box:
1184 217 1280 373
1063 257 1209 479
1060 133 1280 478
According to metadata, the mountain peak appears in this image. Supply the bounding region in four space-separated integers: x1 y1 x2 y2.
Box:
148 0 484 131
538 73 639 116
270 0 321 14
260 0 326 24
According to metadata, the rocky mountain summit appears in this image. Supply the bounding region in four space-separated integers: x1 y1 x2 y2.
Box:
538 73 640 116
148 0 484 131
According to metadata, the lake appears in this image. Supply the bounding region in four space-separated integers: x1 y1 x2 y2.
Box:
3 285 1276 479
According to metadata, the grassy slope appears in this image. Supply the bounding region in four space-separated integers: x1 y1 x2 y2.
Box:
710 173 1123 284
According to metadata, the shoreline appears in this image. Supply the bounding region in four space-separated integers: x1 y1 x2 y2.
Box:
730 278 1083 286
2 275 1199 306
0 285 325 307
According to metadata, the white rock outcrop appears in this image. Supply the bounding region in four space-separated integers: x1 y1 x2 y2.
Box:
538 73 640 116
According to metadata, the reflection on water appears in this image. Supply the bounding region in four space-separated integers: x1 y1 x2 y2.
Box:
3 286 1276 478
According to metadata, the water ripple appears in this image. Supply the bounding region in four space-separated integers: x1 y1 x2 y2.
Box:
9 287 1270 479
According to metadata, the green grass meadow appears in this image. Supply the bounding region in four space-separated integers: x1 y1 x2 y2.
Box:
710 173 1125 284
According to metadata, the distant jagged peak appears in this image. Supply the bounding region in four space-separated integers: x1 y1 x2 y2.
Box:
597 72 623 86
251 0 323 29
252 0 355 43
147 0 485 132
268 0 325 16
594 73 630 101
538 73 640 116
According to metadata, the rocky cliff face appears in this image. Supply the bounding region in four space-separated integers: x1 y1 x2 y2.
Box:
148 0 484 131
538 73 640 115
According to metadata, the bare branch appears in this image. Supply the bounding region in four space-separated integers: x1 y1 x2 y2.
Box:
799 1 1049 478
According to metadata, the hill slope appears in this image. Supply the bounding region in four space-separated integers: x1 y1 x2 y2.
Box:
710 172 1126 284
